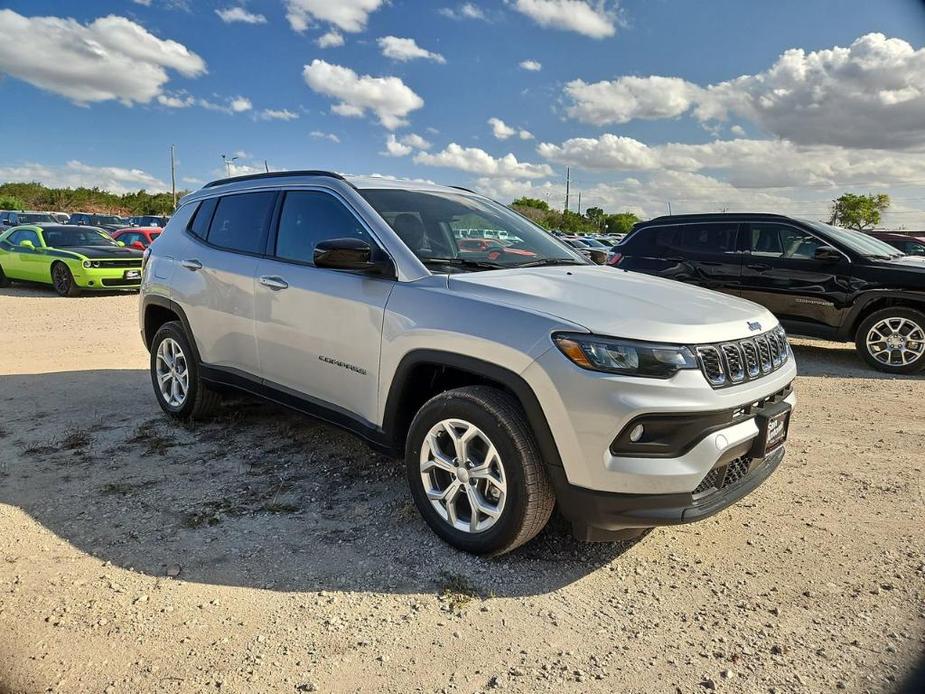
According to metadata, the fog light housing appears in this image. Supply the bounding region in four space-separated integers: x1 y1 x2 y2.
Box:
629 424 645 443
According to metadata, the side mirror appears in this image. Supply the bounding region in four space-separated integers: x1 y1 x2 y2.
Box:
19 240 35 250
314 238 394 277
116 240 126 247
814 245 842 263
131 241 146 251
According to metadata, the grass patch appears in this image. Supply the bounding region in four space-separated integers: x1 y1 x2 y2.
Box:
438 571 480 611
60 430 91 450
128 422 177 456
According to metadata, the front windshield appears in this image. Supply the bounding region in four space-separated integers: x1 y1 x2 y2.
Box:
358 189 587 271
44 227 119 247
20 213 55 223
581 238 608 248
803 220 905 258
95 216 123 225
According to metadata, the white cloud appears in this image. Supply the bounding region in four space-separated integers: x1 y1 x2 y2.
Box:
519 59 542 71
0 10 206 105
157 93 196 108
0 160 167 194
316 30 344 48
381 134 413 157
259 108 299 121
563 33 925 150
439 3 487 20
215 7 267 24
284 0 384 33
302 59 424 130
310 130 341 143
488 117 532 140
510 0 617 39
229 96 253 113
380 133 432 157
132 0 153 6
414 143 553 179
564 75 700 125
378 36 446 64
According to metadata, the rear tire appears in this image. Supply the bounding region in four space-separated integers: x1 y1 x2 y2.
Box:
0 265 10 288
51 262 80 297
855 307 925 374
150 321 221 419
405 386 555 556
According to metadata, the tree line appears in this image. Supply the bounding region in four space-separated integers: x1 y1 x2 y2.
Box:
0 182 181 216
511 197 640 235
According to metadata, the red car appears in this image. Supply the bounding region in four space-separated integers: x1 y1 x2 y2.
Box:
111 227 163 250
867 231 925 256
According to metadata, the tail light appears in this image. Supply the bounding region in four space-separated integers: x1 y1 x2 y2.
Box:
607 252 623 266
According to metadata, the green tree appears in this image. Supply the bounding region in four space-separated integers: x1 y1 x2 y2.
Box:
585 206 605 229
829 193 890 231
603 212 641 235
0 194 26 210
512 196 550 211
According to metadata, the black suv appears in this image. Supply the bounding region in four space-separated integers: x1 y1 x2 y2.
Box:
610 213 925 374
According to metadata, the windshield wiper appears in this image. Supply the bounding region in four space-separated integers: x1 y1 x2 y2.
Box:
513 257 587 268
419 257 507 270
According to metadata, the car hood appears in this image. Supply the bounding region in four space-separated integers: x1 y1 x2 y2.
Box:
876 255 925 269
57 246 144 259
447 265 778 344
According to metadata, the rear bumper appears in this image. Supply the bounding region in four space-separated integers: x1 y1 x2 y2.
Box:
550 446 785 541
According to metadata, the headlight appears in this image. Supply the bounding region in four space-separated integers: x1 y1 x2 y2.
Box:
553 333 698 378
82 260 92 269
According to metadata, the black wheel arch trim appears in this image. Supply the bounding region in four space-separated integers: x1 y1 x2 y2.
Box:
839 289 925 340
141 295 204 365
382 350 565 469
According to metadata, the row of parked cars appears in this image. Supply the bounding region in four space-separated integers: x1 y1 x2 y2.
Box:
0 211 170 296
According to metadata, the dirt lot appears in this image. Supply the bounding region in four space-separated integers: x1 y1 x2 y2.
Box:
0 286 923 694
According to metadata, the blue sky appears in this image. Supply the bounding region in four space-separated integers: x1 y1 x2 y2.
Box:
3 0 925 226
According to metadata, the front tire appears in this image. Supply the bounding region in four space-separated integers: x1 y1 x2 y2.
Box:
405 386 555 556
150 321 221 419
51 262 80 297
856 307 925 374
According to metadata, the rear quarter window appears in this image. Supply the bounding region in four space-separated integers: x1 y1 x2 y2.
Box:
187 198 218 239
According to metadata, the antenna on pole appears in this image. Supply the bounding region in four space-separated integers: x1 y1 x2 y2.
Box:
221 154 239 177
170 145 177 210
264 160 270 173
564 167 570 213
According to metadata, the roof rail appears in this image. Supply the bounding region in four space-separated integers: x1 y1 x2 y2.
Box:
202 170 347 189
642 212 791 223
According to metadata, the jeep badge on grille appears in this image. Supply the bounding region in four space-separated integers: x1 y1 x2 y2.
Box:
748 321 762 332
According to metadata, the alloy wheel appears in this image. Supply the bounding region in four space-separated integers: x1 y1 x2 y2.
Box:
155 337 190 407
419 419 507 534
866 316 925 367
52 265 70 295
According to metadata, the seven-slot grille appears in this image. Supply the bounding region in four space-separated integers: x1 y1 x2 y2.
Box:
95 259 143 268
695 326 790 388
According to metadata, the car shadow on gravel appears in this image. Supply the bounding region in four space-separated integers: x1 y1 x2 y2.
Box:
0 285 136 299
790 339 925 380
0 369 641 599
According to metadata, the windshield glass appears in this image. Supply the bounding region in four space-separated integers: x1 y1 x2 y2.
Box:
44 227 119 247
95 216 123 225
358 189 586 271
20 213 55 223
803 220 905 258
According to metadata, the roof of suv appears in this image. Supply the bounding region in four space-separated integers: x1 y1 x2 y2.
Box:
635 212 794 228
197 170 472 196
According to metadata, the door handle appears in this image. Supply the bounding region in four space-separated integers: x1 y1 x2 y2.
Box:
180 259 202 271
259 275 289 291
746 263 771 272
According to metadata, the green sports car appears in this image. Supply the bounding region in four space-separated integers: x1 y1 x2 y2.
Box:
0 224 144 296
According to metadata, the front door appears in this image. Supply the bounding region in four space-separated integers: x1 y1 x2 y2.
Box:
738 222 851 331
254 189 394 425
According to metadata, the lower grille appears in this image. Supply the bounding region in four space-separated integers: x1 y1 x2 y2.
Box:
101 277 141 287
692 455 753 498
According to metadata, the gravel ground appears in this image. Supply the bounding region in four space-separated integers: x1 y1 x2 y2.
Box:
1 286 923 694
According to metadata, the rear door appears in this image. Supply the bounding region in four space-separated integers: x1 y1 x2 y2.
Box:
174 192 277 375
254 189 394 425
622 222 743 293
738 221 850 331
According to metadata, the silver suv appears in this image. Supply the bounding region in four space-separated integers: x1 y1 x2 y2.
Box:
140 171 797 555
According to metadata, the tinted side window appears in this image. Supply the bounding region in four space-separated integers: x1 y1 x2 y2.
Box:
274 191 373 264
188 198 218 239
749 223 823 260
207 192 276 254
903 240 925 256
10 229 40 246
673 223 738 254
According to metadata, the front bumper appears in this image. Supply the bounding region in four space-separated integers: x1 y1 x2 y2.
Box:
73 266 142 290
550 446 786 541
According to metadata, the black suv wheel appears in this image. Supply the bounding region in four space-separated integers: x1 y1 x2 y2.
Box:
856 307 925 374
405 386 555 556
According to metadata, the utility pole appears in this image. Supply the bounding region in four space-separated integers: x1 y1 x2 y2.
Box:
264 160 270 173
564 167 570 213
221 154 239 177
667 201 672 216
577 191 582 216
170 145 177 210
